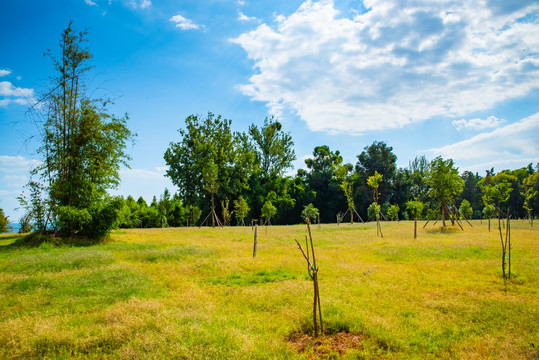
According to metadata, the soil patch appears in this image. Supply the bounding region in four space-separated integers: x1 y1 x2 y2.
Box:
289 331 363 358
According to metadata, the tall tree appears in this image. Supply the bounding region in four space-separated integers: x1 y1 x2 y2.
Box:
355 141 397 218
164 113 254 226
22 22 134 238
304 145 345 222
249 116 296 180
425 157 464 227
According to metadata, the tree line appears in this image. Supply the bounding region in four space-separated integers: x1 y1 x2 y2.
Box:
111 116 538 229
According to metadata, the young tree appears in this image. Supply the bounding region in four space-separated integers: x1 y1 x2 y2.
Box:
221 199 233 226
482 204 495 231
335 163 358 224
22 23 135 239
233 196 250 226
459 199 473 220
261 201 277 225
367 171 383 204
406 200 424 239
388 204 400 221
425 157 464 227
480 172 516 279
301 203 320 223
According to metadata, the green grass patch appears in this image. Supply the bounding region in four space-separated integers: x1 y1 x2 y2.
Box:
209 268 298 286
1 248 115 274
375 245 495 262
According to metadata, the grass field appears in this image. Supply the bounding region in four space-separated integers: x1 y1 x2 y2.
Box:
0 220 538 359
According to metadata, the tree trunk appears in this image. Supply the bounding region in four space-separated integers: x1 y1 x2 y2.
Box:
414 218 417 239
442 204 446 227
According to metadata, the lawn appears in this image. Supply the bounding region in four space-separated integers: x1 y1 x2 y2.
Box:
0 220 538 359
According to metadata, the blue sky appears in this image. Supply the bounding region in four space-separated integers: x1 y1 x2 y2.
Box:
1 0 538 221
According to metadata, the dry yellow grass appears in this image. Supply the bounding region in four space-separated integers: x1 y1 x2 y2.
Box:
0 220 538 359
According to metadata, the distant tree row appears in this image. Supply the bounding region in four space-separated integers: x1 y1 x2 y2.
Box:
113 114 538 229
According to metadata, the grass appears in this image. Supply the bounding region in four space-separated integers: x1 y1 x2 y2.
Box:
0 221 538 359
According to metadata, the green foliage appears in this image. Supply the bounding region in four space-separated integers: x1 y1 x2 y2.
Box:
459 199 473 220
388 204 400 221
164 113 254 220
301 203 320 222
406 200 425 220
367 171 383 203
482 204 495 218
220 199 233 226
248 116 296 179
522 172 538 216
426 157 464 207
368 202 381 220
303 145 344 223
0 208 9 234
20 23 134 239
261 201 277 224
233 196 250 225
479 172 516 215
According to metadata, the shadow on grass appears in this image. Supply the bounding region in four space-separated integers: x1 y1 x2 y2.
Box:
3 232 110 249
424 225 462 234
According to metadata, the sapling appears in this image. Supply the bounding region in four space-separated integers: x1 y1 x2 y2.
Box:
295 219 322 338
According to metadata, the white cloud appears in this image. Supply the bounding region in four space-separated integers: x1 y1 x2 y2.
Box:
427 112 539 170
232 0 539 134
0 155 39 174
452 116 505 131
238 11 258 22
140 0 151 9
0 81 35 107
170 14 200 30
84 0 98 6
0 69 11 77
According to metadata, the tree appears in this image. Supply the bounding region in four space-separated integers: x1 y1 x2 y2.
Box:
522 172 538 226
301 203 320 223
480 172 516 279
356 141 398 209
367 171 383 204
0 208 9 233
304 145 345 222
482 204 495 231
388 204 400 221
406 200 424 239
165 113 254 227
425 157 464 227
249 116 296 180
22 23 135 239
261 201 277 225
459 199 473 220
234 196 250 226
335 163 357 224
221 199 233 226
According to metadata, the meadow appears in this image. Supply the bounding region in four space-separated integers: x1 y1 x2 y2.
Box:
0 220 538 359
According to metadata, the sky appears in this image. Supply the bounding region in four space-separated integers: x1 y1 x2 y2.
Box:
1 0 538 221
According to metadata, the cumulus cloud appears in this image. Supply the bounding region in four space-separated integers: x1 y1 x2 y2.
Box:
232 0 539 134
452 116 505 131
427 112 539 170
238 12 258 22
170 14 200 30
140 0 151 9
84 0 98 6
0 69 11 77
0 81 34 107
